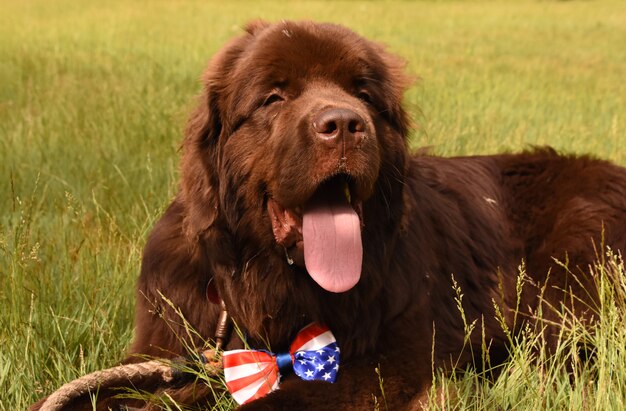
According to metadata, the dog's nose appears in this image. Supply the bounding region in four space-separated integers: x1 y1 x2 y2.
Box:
313 108 365 154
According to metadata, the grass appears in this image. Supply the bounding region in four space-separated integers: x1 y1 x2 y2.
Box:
424 251 626 410
1 0 625 409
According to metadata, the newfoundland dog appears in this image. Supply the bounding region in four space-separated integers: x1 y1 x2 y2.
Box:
38 20 626 410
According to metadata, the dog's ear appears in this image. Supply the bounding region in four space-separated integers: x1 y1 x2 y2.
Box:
180 32 254 240
380 48 415 140
244 19 271 35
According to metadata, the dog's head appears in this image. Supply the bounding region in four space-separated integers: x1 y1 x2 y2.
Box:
180 21 411 342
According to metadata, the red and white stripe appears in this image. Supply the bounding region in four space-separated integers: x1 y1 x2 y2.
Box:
291 323 336 352
222 350 280 404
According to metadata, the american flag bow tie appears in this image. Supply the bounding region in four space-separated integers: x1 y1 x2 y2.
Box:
222 323 340 405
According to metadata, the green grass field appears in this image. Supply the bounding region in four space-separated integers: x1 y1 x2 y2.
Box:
1 1 625 409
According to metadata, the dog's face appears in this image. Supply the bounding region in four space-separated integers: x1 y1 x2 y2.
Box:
182 21 410 298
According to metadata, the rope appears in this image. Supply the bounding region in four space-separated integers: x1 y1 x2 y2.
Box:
39 303 231 410
39 350 223 411
39 360 174 411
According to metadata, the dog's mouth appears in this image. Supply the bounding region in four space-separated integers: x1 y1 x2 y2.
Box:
267 175 364 293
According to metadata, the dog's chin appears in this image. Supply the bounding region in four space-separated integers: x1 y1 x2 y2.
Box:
267 174 365 293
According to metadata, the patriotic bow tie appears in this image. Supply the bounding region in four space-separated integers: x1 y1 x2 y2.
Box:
222 323 340 405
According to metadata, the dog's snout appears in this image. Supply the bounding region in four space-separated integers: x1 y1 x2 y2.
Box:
312 108 365 153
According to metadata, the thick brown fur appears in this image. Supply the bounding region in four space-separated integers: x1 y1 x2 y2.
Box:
33 21 626 410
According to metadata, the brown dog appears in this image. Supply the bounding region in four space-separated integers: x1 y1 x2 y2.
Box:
34 20 626 410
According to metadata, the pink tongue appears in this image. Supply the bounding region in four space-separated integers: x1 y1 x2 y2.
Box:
303 197 362 293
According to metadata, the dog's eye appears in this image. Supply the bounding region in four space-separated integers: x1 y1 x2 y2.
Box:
263 93 285 106
357 90 372 104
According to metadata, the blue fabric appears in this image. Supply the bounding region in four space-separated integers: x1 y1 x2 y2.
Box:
291 343 340 382
275 352 293 372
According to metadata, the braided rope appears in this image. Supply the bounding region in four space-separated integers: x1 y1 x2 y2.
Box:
39 360 173 411
39 304 231 410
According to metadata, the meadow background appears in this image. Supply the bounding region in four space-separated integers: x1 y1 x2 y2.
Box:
1 0 625 409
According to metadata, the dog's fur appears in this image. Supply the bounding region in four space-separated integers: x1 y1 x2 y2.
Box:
34 21 626 410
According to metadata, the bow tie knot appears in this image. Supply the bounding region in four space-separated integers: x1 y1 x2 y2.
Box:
222 323 340 405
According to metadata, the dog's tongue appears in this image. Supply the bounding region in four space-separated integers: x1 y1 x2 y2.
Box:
303 188 362 293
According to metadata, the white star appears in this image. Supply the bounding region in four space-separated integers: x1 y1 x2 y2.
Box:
334 346 340 352
298 359 307 365
316 349 325 355
333 364 339 371
304 369 314 378
316 363 325 371
326 355 335 364
322 372 332 381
